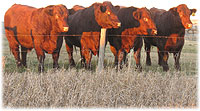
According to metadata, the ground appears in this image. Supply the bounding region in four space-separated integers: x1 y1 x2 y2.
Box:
2 33 198 108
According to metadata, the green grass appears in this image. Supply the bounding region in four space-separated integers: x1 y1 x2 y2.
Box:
2 36 198 74
2 34 198 108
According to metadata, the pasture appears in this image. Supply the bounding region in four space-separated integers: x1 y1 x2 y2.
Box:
2 33 198 108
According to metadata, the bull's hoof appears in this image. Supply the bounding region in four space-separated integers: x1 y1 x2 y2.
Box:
23 65 28 68
85 65 92 70
69 59 76 67
53 64 60 69
158 62 162 66
146 61 151 66
124 58 128 67
69 62 76 67
163 65 169 72
175 65 181 71
16 61 23 68
38 66 45 73
119 64 123 69
21 62 27 68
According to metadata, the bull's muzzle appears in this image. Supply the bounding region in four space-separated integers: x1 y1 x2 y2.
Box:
147 29 157 35
117 22 121 27
63 27 69 32
152 29 157 35
187 23 193 29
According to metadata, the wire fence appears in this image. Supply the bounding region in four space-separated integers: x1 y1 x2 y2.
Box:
2 47 198 74
3 34 198 39
2 45 198 73
2 31 198 73
1 32 198 53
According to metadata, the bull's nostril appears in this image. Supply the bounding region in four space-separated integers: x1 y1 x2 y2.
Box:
187 24 192 28
117 22 121 27
153 29 157 35
63 27 69 32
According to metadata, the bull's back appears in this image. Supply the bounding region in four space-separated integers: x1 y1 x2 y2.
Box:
4 4 36 32
108 7 138 50
67 10 84 35
4 4 36 48
66 7 100 47
149 8 185 52
150 8 166 24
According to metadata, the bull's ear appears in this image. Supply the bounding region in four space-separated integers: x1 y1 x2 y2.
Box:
170 7 177 12
133 11 141 20
114 6 120 12
100 6 106 13
45 8 54 16
170 7 178 15
190 9 197 16
68 9 75 15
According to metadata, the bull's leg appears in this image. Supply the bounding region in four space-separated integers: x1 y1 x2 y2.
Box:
36 50 45 73
81 49 92 69
110 45 118 66
38 54 45 73
123 52 128 67
134 47 142 71
21 46 28 68
11 45 22 67
114 56 118 67
65 43 75 67
157 48 162 66
80 49 85 67
173 52 181 71
52 36 63 69
160 52 169 71
34 41 45 73
145 42 151 66
118 49 124 69
5 30 22 67
52 51 60 69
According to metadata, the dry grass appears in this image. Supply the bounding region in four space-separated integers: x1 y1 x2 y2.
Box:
3 67 197 108
2 33 198 108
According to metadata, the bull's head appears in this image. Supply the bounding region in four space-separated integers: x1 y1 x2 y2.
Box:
93 1 121 29
170 4 197 29
45 4 69 32
132 8 157 35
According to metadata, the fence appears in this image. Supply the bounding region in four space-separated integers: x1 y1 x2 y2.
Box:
2 29 198 74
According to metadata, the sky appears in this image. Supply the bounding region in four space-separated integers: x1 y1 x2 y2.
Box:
0 0 199 22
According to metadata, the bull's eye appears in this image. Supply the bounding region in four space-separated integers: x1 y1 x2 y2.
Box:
144 18 148 22
107 11 111 15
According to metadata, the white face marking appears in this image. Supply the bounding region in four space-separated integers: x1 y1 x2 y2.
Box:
63 27 69 32
143 18 148 22
55 14 59 19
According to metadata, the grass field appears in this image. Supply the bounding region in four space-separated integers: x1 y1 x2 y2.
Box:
2 34 198 108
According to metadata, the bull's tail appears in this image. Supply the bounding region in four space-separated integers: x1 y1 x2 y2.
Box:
5 26 17 32
5 26 14 31
4 26 22 46
30 29 35 48
4 26 18 54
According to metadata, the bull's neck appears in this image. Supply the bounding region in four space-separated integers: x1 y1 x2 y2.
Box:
162 11 184 34
81 6 101 31
118 7 139 29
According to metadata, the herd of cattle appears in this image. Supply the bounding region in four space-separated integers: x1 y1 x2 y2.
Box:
4 1 197 72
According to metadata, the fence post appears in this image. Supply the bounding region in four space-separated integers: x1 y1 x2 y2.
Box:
97 28 107 72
